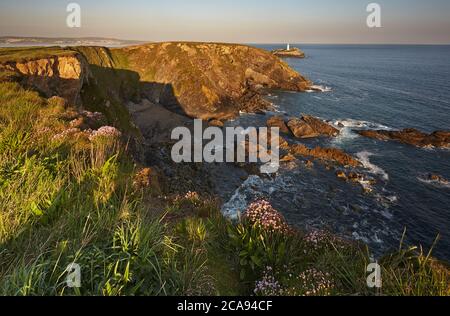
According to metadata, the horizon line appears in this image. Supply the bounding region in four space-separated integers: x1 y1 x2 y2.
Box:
1 35 450 46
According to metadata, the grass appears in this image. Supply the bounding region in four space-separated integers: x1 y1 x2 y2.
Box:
0 74 448 296
0 47 76 63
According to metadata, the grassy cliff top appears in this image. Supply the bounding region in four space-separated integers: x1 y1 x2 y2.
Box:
0 46 78 64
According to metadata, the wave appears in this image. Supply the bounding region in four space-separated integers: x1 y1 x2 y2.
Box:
221 175 264 219
356 151 390 181
330 119 391 145
417 175 450 189
306 85 332 93
333 118 391 131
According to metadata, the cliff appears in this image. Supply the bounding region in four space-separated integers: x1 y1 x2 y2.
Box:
119 42 311 119
0 42 311 124
0 48 90 105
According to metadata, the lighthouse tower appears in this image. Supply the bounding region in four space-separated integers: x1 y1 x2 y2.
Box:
287 43 290 50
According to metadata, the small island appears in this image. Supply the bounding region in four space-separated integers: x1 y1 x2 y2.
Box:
272 44 306 58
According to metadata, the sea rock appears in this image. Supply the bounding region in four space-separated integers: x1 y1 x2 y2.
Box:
272 47 306 59
267 115 291 134
208 119 224 127
287 115 339 139
280 153 296 162
427 173 449 184
304 160 314 169
289 144 360 167
287 118 319 138
336 170 347 180
301 115 339 137
357 128 450 149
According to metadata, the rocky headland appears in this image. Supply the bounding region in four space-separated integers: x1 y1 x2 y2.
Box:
272 47 306 59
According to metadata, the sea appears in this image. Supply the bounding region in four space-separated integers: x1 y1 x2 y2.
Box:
223 44 450 260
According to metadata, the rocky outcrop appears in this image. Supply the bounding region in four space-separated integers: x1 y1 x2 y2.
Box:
0 54 90 105
286 115 339 138
424 173 449 185
289 144 360 167
272 47 305 59
357 129 450 149
267 115 291 134
120 42 311 120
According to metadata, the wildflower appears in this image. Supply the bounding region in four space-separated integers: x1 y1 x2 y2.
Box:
88 126 121 141
184 191 200 201
254 267 284 296
243 200 289 234
52 128 81 141
296 269 335 296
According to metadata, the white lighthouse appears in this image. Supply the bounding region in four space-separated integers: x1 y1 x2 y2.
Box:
287 43 290 50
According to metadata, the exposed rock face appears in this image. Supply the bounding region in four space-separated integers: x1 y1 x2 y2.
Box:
272 47 305 59
357 129 450 148
267 115 291 134
289 144 360 167
0 54 90 105
121 42 311 120
287 118 318 138
287 115 339 138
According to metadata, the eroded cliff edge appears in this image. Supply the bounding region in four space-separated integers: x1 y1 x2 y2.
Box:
0 43 312 126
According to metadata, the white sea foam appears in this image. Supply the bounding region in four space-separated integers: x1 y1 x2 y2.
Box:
307 85 332 93
417 176 450 189
356 151 390 181
333 118 391 131
221 175 264 219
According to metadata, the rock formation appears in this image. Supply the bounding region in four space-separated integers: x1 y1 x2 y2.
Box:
0 43 312 122
287 115 339 138
272 47 305 59
120 42 312 120
0 53 90 105
357 128 450 149
267 115 291 134
289 144 360 167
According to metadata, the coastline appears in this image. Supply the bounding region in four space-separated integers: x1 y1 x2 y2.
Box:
0 43 448 295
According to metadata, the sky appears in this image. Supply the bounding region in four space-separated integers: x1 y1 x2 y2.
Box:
1 0 450 44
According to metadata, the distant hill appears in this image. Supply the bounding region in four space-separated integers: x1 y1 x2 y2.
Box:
0 36 147 47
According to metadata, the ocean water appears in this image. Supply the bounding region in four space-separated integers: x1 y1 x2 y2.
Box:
224 45 450 260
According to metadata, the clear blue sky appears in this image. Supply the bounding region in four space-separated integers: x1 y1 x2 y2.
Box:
1 0 450 44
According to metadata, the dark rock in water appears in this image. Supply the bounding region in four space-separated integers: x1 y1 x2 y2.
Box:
289 144 360 167
272 47 306 59
208 119 224 127
336 170 347 180
427 173 449 184
267 115 291 134
304 160 314 169
348 172 364 183
280 153 296 162
357 128 450 149
286 115 339 139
